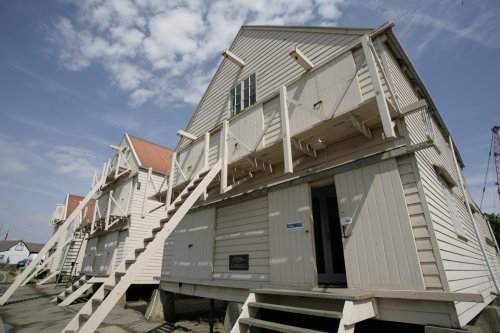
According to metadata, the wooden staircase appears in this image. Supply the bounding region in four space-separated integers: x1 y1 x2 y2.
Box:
0 162 109 306
231 288 377 333
60 160 222 333
53 275 106 306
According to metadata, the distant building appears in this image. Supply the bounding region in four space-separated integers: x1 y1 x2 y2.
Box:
0 240 44 265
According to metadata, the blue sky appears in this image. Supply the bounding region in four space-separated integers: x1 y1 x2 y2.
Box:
0 0 499 243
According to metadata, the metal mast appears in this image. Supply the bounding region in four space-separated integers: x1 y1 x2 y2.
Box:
493 126 500 202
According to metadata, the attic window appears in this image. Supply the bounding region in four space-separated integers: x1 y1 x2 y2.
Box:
230 73 256 116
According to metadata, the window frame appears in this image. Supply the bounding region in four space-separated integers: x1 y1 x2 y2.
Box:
230 73 256 116
437 173 467 240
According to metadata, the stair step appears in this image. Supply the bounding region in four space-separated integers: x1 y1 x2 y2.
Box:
239 318 328 333
115 271 126 277
125 259 135 265
254 288 373 301
199 170 209 177
57 295 65 302
103 285 114 291
79 314 90 322
92 298 102 309
152 226 163 233
181 192 190 199
248 302 342 319
144 236 155 243
135 248 145 254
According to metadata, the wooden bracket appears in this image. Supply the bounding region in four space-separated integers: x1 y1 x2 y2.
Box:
247 157 273 173
349 114 372 139
291 138 317 158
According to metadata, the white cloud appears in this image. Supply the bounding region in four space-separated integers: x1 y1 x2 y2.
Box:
0 137 43 174
46 145 98 181
51 0 344 107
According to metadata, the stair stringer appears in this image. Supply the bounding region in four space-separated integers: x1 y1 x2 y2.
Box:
0 161 109 306
231 290 378 333
36 270 60 286
58 277 105 306
230 292 256 333
337 299 377 333
61 160 222 333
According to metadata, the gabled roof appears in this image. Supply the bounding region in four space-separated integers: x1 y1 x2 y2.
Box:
0 240 22 252
65 194 96 225
127 134 173 174
24 242 44 253
176 22 393 150
0 240 44 253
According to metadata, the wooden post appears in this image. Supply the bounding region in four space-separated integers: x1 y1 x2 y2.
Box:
361 35 396 139
203 132 210 200
141 168 152 218
280 85 293 174
209 298 215 333
104 190 113 230
220 121 229 193
204 132 210 169
166 152 176 210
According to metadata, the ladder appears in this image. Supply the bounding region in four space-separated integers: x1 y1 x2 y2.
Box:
231 288 377 333
56 236 85 286
0 162 109 306
61 160 222 333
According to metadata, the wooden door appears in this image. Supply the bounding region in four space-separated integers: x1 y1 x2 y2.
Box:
269 184 316 288
334 159 424 290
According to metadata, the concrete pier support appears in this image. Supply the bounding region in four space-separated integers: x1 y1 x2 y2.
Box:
145 289 176 323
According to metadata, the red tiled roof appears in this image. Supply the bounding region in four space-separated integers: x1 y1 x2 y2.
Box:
66 194 96 225
128 134 173 174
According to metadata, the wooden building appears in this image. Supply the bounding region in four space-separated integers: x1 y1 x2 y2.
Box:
27 194 96 286
54 22 500 333
152 22 500 332
55 133 173 305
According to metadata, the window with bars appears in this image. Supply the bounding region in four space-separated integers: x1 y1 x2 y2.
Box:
230 73 256 116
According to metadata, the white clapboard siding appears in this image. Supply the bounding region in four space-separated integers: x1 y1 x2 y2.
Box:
268 184 315 288
126 170 168 283
383 43 496 324
384 43 419 108
407 107 497 325
113 230 127 270
213 196 269 283
352 45 390 103
335 159 425 290
263 96 282 147
165 209 215 281
81 237 97 275
228 105 264 163
180 28 362 150
397 155 444 290
208 130 221 167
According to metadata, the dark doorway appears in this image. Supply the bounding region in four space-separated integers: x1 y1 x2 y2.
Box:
311 183 346 285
